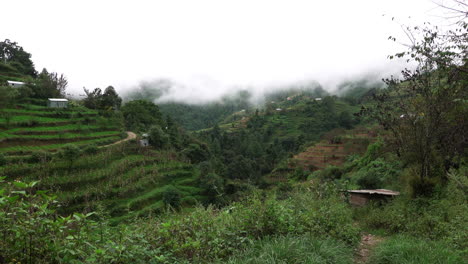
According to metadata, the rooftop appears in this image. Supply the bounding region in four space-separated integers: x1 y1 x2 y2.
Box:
346 189 400 196
7 80 25 85
48 98 69 102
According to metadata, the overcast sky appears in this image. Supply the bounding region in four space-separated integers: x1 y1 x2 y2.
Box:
1 0 449 102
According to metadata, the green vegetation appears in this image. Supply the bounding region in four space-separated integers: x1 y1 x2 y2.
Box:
368 235 464 264
1 8 467 264
0 179 358 263
226 235 353 264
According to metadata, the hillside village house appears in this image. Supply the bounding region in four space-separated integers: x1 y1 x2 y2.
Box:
7 80 25 88
346 189 399 206
139 133 149 147
47 98 68 108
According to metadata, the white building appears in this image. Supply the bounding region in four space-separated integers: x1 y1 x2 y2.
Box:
47 98 69 108
7 80 25 88
139 133 150 147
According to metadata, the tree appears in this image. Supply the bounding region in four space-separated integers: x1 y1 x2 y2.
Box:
0 86 19 109
148 125 170 148
34 69 68 99
363 19 467 193
101 86 122 110
0 39 36 76
121 100 164 132
181 143 210 163
162 185 181 209
83 87 103 109
59 144 81 170
338 111 354 129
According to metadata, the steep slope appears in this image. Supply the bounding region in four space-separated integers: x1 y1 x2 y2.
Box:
290 127 378 171
0 99 124 159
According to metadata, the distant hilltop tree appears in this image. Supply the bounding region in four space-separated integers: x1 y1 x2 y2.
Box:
83 86 122 111
0 39 37 77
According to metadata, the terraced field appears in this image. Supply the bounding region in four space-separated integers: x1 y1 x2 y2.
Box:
0 100 124 157
290 127 379 171
0 143 203 224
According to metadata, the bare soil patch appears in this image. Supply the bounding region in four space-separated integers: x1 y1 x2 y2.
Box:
355 233 384 264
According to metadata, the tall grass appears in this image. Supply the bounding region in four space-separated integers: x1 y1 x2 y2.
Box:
368 235 464 264
225 235 353 264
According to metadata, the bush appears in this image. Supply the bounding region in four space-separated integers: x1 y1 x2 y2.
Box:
357 167 468 250
83 144 99 154
149 125 170 149
226 235 353 264
29 150 52 163
162 185 182 209
0 153 6 166
59 144 81 169
144 188 360 262
353 158 401 189
369 235 464 264
0 178 167 263
182 143 210 164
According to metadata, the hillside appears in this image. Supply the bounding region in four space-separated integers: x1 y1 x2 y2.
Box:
1 17 467 264
1 142 204 225
290 126 379 171
0 99 124 161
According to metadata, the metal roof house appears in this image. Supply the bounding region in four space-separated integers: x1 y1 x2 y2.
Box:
7 80 25 88
47 98 69 108
346 189 400 206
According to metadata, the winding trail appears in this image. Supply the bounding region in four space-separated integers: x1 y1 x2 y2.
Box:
99 131 136 148
354 233 384 264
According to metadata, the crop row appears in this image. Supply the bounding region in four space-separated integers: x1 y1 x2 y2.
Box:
0 136 120 154
3 124 119 134
0 130 121 141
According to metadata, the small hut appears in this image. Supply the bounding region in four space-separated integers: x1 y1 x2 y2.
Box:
47 98 68 108
346 189 399 206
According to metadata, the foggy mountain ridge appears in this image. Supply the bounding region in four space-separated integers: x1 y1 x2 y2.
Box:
123 72 389 106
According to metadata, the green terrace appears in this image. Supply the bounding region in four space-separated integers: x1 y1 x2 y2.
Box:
0 144 204 224
0 136 121 154
0 100 124 157
2 124 120 134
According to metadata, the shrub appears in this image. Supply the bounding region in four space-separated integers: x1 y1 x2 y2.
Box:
353 158 401 189
162 185 182 209
83 144 99 154
0 178 166 263
357 167 468 250
0 153 6 166
149 125 170 149
59 144 81 169
29 150 52 163
144 188 360 262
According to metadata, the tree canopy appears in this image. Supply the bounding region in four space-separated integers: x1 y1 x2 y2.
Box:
362 19 467 194
0 39 36 77
121 100 164 132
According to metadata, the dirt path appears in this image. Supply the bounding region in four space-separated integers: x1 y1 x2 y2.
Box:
354 233 384 264
99 131 136 148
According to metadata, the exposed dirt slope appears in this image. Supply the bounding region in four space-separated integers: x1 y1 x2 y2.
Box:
290 127 378 171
